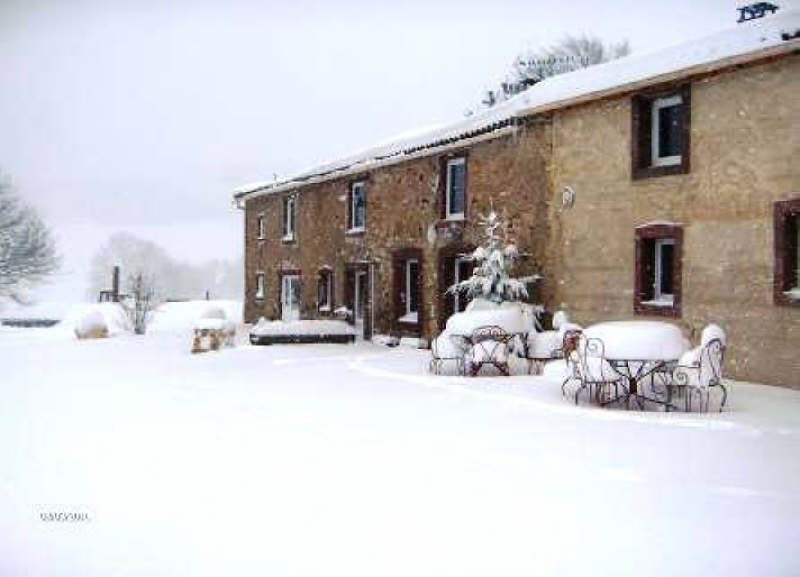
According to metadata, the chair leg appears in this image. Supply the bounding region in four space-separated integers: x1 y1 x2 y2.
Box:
716 383 728 412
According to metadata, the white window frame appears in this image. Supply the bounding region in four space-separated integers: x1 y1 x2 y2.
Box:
453 256 471 312
257 214 265 240
354 270 367 322
653 238 675 303
318 271 332 312
255 272 265 300
349 182 366 232
281 274 300 321
651 95 683 167
405 258 419 315
445 157 466 221
283 197 295 241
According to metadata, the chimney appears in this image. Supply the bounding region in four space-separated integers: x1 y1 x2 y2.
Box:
737 3 779 23
112 266 120 302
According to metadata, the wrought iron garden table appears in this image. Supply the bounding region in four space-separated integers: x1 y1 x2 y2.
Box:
583 321 689 411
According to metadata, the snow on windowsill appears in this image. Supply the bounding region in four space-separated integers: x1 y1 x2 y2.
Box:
398 312 419 324
784 287 800 300
346 227 365 235
318 305 331 312
635 220 683 229
281 234 295 243
640 299 674 308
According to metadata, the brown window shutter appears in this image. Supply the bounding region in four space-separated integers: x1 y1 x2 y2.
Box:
439 157 447 220
441 256 455 329
394 256 405 321
642 238 656 301
347 185 353 230
680 83 692 174
282 197 288 237
638 98 652 171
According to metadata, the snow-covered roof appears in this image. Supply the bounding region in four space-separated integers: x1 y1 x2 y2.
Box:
234 10 800 202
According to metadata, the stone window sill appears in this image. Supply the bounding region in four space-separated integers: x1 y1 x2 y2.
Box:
435 219 466 230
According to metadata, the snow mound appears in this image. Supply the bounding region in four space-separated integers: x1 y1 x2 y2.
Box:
148 300 242 334
584 321 689 360
251 318 355 336
69 304 130 339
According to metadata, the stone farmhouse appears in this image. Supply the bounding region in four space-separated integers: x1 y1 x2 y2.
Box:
234 11 799 387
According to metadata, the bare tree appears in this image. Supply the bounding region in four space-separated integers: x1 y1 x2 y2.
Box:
89 232 243 301
0 177 59 299
125 271 156 335
481 35 630 108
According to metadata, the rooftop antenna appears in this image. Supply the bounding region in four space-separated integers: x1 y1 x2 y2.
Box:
737 3 779 23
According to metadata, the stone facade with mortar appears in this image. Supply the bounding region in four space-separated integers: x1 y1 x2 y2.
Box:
242 51 799 388
243 121 550 343
543 54 799 387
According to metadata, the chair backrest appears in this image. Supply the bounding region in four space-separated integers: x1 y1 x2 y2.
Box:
698 338 725 387
471 325 509 344
575 335 613 382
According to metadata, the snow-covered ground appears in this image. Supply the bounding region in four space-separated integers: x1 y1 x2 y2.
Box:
1 320 799 576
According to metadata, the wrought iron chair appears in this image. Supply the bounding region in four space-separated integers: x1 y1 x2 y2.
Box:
468 325 513 376
672 338 727 412
429 332 469 376
562 331 625 405
524 330 563 375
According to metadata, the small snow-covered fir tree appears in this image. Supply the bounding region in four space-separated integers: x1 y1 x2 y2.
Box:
448 209 534 304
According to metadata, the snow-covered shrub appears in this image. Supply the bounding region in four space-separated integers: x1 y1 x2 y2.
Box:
75 309 108 339
448 209 539 305
72 304 130 339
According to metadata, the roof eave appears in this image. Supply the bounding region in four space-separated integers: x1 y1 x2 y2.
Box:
513 40 800 119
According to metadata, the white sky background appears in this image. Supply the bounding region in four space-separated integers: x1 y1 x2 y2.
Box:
1 0 796 302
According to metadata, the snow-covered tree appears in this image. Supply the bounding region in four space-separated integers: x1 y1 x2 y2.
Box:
0 178 59 299
124 271 156 335
481 35 630 108
448 210 535 304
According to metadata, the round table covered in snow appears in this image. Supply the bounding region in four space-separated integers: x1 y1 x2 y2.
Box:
583 321 690 409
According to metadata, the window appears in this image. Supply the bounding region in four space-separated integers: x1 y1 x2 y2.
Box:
317 269 332 311
774 198 800 306
404 259 419 321
634 223 683 317
394 250 422 326
257 214 265 240
453 257 472 313
348 182 366 231
632 85 690 179
282 196 295 241
255 272 265 300
653 238 675 303
445 157 466 220
651 95 683 167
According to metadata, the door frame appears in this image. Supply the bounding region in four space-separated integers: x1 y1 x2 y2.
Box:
346 262 373 339
279 270 301 321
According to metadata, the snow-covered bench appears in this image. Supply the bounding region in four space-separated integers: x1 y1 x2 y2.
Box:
249 318 355 345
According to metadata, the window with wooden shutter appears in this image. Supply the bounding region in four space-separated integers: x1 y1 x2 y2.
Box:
634 223 682 317
632 84 691 180
774 198 800 307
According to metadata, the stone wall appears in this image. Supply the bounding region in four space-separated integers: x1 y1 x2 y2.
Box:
244 122 550 343
545 55 800 387
243 53 799 387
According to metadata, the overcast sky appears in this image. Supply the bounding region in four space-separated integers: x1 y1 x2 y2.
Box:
1 0 795 301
